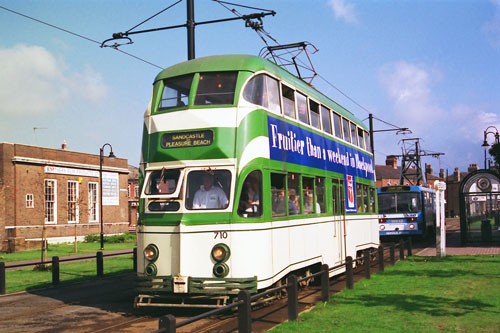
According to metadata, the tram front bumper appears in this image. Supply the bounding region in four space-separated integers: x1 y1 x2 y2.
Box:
136 275 258 296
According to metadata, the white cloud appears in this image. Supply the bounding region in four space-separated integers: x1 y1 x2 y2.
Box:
328 0 358 24
482 0 500 48
0 44 108 116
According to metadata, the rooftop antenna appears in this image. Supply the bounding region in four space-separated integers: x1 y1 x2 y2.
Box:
33 127 48 145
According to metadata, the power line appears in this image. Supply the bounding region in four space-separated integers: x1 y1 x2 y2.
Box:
0 5 163 69
126 0 183 33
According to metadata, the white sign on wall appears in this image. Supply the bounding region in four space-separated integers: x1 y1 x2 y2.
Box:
45 166 99 178
102 172 119 206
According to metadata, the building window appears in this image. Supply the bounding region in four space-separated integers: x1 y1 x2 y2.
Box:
44 180 57 223
26 194 34 208
89 182 98 222
135 184 139 198
68 181 78 223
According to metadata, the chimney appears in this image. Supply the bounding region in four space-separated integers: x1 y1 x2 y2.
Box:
425 163 433 176
453 168 460 182
439 168 445 179
386 155 398 169
61 140 67 150
468 163 478 173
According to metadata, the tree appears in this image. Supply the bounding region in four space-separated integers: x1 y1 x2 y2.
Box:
488 142 500 167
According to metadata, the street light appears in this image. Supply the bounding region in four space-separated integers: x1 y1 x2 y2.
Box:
99 143 116 250
481 126 499 169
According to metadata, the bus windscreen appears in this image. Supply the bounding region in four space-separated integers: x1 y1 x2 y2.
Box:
378 192 421 214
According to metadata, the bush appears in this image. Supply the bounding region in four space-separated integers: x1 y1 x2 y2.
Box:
84 233 136 243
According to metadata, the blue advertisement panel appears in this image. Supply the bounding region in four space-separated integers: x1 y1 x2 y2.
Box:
267 116 375 213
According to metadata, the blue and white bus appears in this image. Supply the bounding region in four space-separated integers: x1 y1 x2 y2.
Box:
377 185 435 237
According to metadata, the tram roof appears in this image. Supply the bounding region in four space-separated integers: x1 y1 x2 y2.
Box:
154 54 364 127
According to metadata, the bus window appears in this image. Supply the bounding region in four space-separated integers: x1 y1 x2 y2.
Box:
364 130 371 152
282 84 295 118
369 187 375 212
316 177 325 214
243 74 280 114
159 75 193 110
333 112 342 139
320 105 332 134
363 184 369 212
146 169 181 195
303 176 314 214
195 72 237 106
357 128 365 149
342 118 351 143
186 170 231 210
287 173 300 215
238 170 262 218
356 183 363 212
296 92 308 124
309 100 320 129
271 173 286 217
350 123 358 146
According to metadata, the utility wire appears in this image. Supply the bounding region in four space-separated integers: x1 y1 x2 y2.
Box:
126 0 183 33
0 5 163 69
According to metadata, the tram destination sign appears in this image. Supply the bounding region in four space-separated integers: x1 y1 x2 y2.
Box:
161 130 213 149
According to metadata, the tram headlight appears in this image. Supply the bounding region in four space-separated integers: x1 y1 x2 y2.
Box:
409 224 415 230
213 262 230 277
145 263 158 276
211 243 230 263
144 244 159 261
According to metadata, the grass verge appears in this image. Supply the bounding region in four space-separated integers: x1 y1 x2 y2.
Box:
4 255 134 293
272 255 500 332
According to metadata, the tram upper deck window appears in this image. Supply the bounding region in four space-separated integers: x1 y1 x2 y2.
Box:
296 92 308 124
357 127 365 149
159 75 193 110
333 112 342 139
342 118 351 143
320 105 332 134
145 168 181 195
309 100 320 129
350 123 358 146
243 74 280 114
185 170 230 210
194 72 237 106
364 130 371 152
282 84 295 118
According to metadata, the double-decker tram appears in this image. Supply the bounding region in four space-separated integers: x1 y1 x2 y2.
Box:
378 185 436 238
135 54 379 308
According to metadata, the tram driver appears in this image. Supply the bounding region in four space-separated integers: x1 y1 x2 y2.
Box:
192 173 228 209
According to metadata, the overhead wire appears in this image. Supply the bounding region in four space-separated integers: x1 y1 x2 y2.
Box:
0 4 163 69
125 0 183 33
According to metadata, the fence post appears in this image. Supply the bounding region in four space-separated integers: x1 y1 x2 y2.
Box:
321 264 329 302
288 274 298 321
238 290 252 333
97 251 104 277
345 256 353 289
407 237 413 256
0 262 5 294
364 249 371 279
390 243 395 265
52 256 60 285
158 314 176 333
399 241 405 261
133 247 137 272
378 245 384 272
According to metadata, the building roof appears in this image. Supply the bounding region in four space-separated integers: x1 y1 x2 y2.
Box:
375 164 442 181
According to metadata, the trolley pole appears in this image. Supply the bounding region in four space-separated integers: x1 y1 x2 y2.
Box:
187 0 195 60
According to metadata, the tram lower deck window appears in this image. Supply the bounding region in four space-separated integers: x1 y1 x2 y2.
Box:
186 170 231 210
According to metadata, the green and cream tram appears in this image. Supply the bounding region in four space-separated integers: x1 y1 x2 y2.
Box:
135 54 378 307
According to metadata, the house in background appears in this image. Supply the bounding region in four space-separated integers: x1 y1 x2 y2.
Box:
0 142 129 252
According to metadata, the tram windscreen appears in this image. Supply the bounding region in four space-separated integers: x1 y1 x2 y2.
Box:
145 169 181 195
378 192 421 214
195 72 237 105
186 170 231 210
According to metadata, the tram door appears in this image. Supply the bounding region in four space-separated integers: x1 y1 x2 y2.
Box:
332 179 345 264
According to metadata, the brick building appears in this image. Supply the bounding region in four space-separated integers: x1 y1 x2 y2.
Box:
0 143 130 252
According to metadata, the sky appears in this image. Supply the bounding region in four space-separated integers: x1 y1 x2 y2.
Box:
0 0 499 175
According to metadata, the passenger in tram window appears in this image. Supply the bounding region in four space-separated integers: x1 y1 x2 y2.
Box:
239 175 260 215
272 188 286 216
288 189 299 215
192 173 228 209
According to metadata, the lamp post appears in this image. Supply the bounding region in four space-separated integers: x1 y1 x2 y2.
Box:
99 143 116 250
481 126 499 169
